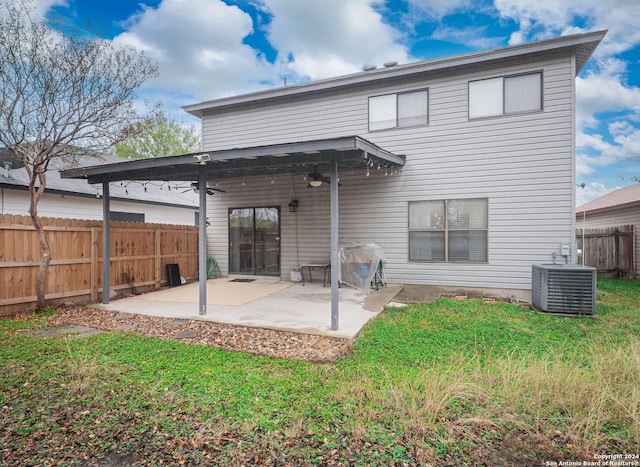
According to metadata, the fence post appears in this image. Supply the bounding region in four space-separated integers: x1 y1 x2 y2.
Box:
0 214 199 317
155 229 162 289
90 227 98 302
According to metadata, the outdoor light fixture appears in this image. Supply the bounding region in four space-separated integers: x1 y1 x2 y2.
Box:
193 153 211 165
288 199 299 213
309 179 322 187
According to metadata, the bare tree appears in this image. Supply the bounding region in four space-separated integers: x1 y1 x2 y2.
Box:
0 0 158 311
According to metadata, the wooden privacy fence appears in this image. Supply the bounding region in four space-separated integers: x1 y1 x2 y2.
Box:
0 214 198 317
576 225 635 278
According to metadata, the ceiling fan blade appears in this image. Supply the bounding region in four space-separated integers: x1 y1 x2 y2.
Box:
191 181 226 195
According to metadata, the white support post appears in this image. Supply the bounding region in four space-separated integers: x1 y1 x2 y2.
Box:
330 160 339 330
198 172 207 315
102 181 111 304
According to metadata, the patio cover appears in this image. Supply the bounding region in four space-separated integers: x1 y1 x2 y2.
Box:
61 136 405 330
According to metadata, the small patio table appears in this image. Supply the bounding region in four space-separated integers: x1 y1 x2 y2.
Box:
300 263 331 287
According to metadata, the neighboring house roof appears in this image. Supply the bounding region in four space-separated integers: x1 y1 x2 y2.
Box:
0 149 198 209
184 29 606 117
577 184 640 215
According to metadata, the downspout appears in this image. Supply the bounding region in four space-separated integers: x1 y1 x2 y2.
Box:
570 51 578 262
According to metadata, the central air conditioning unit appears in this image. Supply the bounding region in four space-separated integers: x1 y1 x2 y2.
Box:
531 264 596 315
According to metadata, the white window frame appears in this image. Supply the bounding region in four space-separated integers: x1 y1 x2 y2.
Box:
408 198 489 263
468 72 542 119
369 89 428 131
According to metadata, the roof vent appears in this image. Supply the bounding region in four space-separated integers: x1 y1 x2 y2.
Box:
362 65 377 71
383 61 398 68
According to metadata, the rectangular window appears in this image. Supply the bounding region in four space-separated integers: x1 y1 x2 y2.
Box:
504 73 542 114
110 211 144 223
409 198 488 262
469 72 542 119
369 89 428 131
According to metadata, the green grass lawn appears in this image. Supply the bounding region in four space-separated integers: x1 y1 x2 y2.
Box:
1 278 639 465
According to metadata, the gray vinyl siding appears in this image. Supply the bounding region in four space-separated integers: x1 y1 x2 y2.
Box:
203 52 576 293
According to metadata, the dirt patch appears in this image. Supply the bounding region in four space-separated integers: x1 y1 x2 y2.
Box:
48 306 351 363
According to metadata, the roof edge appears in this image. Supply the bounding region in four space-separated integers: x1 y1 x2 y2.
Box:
0 182 198 210
183 29 607 118
577 199 640 217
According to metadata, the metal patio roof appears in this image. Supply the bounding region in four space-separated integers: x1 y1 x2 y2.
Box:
60 136 405 184
59 135 403 331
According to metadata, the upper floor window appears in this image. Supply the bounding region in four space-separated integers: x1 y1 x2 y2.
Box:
369 89 428 131
468 72 542 119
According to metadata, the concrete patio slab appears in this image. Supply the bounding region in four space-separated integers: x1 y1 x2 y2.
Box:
139 276 291 306
99 280 403 338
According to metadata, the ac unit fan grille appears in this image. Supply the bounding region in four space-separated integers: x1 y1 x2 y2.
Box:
532 264 596 315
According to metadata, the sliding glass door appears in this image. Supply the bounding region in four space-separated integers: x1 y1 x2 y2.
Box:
229 207 280 276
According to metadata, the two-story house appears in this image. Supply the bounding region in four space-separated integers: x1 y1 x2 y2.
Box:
63 30 606 314
178 30 605 301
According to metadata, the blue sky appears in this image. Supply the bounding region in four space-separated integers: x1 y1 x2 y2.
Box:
34 0 640 205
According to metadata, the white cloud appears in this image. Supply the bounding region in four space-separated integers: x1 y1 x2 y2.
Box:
494 0 590 36
405 0 473 20
113 0 278 102
576 72 640 132
0 0 66 20
577 133 612 153
260 0 410 80
431 25 503 50
575 70 640 176
493 0 640 51
576 154 595 177
577 128 640 179
609 120 635 137
35 0 67 17
576 181 617 207
612 129 640 159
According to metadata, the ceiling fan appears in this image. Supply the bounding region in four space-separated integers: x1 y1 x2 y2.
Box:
306 167 340 187
182 181 226 195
